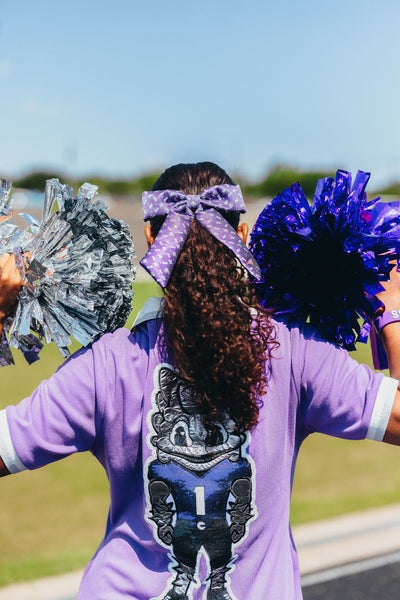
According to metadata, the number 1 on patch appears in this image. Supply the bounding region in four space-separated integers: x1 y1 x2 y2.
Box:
194 486 206 515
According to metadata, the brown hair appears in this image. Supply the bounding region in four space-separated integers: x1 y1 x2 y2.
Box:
151 162 276 436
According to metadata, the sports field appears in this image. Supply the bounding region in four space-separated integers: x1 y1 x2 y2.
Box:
1 283 400 586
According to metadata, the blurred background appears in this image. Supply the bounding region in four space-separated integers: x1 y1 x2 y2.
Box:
1 0 400 589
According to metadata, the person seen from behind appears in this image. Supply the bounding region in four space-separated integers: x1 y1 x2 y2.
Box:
0 162 400 599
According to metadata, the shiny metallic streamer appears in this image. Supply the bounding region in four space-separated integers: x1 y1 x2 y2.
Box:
250 170 400 352
0 179 136 365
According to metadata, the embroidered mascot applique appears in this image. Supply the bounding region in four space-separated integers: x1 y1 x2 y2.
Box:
145 364 256 600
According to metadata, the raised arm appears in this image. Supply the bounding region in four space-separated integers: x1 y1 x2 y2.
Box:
376 266 400 444
0 253 22 337
0 253 23 476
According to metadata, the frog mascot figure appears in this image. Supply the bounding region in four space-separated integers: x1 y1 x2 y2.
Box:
145 365 256 600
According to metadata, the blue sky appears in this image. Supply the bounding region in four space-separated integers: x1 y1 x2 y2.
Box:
0 0 399 187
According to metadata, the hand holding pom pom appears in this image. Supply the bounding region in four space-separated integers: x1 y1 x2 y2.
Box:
0 253 23 327
0 179 136 366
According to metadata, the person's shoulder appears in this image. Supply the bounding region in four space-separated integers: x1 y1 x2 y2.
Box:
269 315 299 344
271 315 340 350
93 326 133 346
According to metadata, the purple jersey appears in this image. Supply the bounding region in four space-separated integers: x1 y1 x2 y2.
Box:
0 297 397 599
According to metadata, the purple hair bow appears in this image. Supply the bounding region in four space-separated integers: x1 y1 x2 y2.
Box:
140 184 261 288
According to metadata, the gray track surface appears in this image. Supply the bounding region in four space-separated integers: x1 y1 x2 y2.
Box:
303 559 400 599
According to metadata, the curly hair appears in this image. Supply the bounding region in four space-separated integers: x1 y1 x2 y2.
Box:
150 162 277 437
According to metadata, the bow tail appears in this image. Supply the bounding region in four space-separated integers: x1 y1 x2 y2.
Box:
196 208 261 280
140 212 192 288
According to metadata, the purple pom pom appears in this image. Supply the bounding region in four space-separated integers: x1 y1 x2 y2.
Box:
249 170 400 351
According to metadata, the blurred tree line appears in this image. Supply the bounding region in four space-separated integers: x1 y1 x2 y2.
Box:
239 168 336 198
13 167 398 199
13 172 159 196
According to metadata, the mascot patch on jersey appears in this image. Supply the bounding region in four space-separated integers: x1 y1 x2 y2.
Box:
145 364 256 600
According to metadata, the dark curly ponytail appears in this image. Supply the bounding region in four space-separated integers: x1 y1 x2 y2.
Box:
150 162 277 434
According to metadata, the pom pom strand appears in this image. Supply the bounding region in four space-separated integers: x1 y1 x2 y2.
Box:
249 169 400 351
0 179 136 365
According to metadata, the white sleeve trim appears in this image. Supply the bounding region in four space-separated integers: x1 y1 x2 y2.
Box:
0 409 27 473
366 377 399 442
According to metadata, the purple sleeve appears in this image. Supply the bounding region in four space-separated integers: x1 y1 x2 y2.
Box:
294 325 386 440
5 345 103 469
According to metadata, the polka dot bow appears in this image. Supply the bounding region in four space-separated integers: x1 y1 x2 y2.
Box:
140 184 261 288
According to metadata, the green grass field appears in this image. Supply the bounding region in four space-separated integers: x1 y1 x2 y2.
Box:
1 283 400 586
